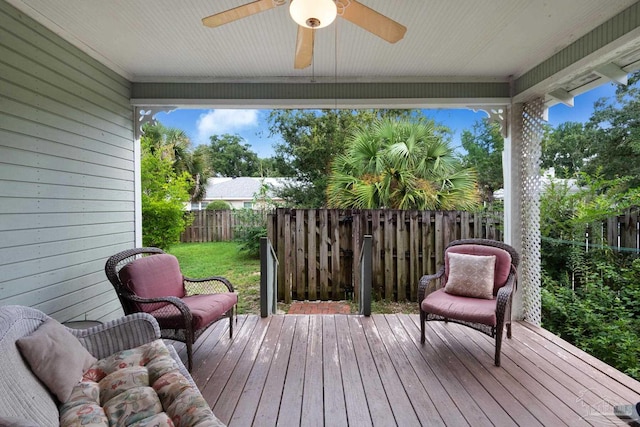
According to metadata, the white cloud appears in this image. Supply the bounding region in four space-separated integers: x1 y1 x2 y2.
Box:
195 109 259 145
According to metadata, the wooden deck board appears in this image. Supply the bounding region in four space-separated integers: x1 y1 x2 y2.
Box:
175 314 640 427
370 315 444 426
320 316 348 427
253 315 297 426
278 315 309 426
431 326 534 426
302 315 324 427
420 320 513 427
213 316 270 424
457 322 583 426
228 315 284 427
347 315 397 426
334 315 372 427
388 315 469 427
360 316 421 426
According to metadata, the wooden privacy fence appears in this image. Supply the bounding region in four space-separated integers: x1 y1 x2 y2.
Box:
267 208 503 303
543 209 640 253
590 209 640 253
180 210 265 243
181 210 237 242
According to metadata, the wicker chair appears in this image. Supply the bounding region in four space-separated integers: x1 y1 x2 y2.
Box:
105 247 237 371
418 239 519 366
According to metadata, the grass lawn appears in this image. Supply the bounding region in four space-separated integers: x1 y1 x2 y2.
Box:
167 241 418 315
167 242 261 315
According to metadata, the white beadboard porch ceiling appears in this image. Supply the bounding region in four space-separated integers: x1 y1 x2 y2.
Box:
7 0 638 85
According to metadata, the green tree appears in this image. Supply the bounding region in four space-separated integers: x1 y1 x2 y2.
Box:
188 145 211 202
205 134 260 177
144 122 210 203
140 134 192 249
584 75 640 187
460 120 504 202
326 119 479 210
540 122 593 178
268 109 435 207
256 156 286 177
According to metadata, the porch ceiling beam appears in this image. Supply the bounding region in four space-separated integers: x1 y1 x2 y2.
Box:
547 89 574 107
594 63 629 85
130 81 511 109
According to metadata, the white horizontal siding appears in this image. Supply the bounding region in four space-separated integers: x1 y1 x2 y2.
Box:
0 212 134 231
0 1 135 323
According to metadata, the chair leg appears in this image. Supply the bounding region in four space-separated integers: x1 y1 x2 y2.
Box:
228 309 234 339
420 310 426 343
495 329 503 367
186 339 193 372
506 321 512 339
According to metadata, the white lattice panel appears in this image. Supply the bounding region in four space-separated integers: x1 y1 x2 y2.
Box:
520 98 544 325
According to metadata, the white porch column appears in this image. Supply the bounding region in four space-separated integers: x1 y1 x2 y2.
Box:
503 104 522 318
134 134 143 247
504 99 545 324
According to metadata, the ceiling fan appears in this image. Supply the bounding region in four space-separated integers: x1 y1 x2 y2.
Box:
202 0 407 69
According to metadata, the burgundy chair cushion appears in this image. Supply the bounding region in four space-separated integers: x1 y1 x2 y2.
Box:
151 292 238 330
445 244 512 294
118 254 185 313
422 288 497 326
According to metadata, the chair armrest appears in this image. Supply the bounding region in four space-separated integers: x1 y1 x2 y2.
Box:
418 266 445 303
184 276 235 295
70 313 161 360
495 272 516 326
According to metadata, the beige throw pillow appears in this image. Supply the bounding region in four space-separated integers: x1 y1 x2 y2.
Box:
16 319 97 403
444 252 496 299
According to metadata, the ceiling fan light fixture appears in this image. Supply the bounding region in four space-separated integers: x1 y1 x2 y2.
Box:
290 0 337 29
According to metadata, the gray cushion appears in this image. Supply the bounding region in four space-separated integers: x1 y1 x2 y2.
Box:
0 306 60 425
17 318 97 403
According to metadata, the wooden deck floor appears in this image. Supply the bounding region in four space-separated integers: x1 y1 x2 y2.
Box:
174 314 640 426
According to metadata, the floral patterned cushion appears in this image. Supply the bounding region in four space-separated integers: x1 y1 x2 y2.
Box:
59 340 218 427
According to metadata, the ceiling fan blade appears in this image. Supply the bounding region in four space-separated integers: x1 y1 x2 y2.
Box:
340 0 407 43
294 26 314 69
202 0 279 28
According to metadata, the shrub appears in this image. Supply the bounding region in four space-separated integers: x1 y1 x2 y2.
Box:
142 198 192 250
539 174 640 381
233 178 279 258
541 274 640 380
206 200 231 210
140 132 192 250
233 209 266 258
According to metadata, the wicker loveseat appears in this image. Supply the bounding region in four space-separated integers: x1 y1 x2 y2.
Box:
0 305 225 426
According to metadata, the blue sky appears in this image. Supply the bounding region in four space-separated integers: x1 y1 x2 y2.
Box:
155 83 618 158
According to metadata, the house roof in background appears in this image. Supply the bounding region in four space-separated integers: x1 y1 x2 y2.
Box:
204 177 286 200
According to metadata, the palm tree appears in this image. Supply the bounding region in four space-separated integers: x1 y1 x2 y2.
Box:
142 122 210 203
326 119 479 210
